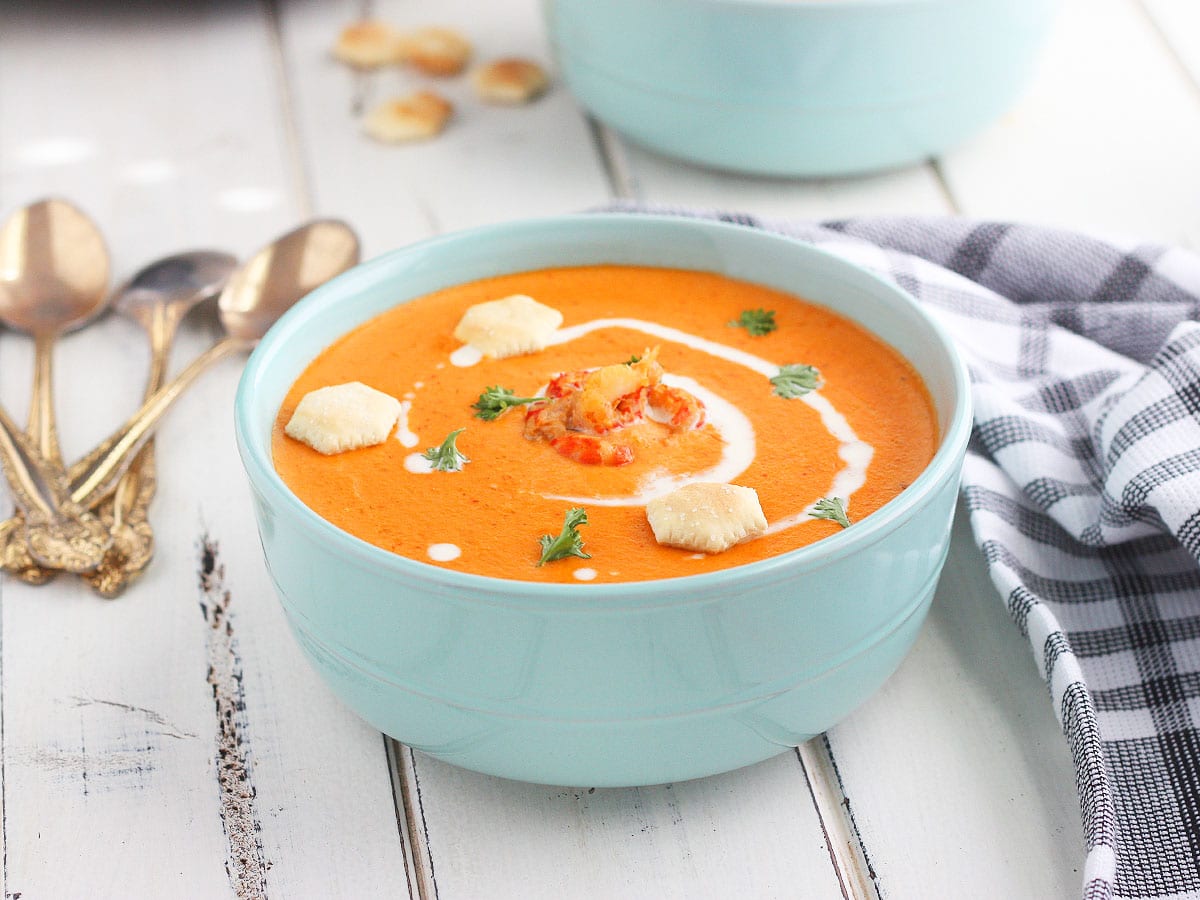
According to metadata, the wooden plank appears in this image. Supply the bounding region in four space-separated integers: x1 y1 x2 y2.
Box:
938 0 1200 248
275 0 611 258
1141 0 1200 105
398 744 847 900
0 2 411 895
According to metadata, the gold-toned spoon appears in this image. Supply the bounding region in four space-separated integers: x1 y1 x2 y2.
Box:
81 250 238 597
0 199 111 465
65 219 360 519
0 199 112 575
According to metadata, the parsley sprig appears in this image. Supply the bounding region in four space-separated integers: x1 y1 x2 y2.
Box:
770 363 822 398
729 308 777 336
537 507 591 566
809 497 851 529
472 385 543 421
421 428 470 472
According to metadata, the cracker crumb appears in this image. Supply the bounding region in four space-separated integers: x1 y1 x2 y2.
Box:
363 91 454 143
332 20 405 69
472 58 550 105
398 27 472 77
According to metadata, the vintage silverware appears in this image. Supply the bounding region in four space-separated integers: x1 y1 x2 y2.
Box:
60 220 360 525
0 218 357 586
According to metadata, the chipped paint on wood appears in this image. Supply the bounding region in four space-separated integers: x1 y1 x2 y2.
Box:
199 536 270 898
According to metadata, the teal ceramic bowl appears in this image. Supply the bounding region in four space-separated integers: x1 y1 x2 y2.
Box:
235 215 971 786
544 0 1058 176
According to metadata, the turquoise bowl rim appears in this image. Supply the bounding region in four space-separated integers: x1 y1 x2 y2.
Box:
234 213 972 607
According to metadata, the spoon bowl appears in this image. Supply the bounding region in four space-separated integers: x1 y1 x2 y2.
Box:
114 250 237 320
220 219 360 343
0 198 110 336
112 249 240 396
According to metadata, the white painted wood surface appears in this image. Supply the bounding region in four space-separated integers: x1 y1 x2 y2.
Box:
0 0 1196 897
276 0 609 256
0 4 410 898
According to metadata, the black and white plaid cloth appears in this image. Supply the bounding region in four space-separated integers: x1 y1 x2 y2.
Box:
609 204 1200 900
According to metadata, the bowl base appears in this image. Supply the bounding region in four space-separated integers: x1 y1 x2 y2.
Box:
285 584 934 787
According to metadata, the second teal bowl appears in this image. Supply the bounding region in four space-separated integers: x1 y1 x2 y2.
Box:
544 0 1058 177
235 215 972 786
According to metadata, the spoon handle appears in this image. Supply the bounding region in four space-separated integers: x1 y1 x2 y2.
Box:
3 332 72 583
0 412 132 583
144 303 178 395
0 402 66 521
30 332 64 468
1 332 241 582
82 303 184 597
68 337 243 509
0 401 110 573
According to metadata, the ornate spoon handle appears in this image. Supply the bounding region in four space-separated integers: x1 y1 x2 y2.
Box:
31 332 65 468
1 337 242 583
5 332 75 582
0 402 110 573
2 334 137 582
83 304 180 596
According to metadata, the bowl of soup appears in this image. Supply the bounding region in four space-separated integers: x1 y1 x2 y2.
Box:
235 214 971 786
543 0 1059 176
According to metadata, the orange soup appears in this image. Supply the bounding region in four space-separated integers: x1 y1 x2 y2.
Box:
272 265 938 583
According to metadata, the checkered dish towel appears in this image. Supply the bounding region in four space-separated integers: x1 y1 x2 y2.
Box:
608 204 1200 900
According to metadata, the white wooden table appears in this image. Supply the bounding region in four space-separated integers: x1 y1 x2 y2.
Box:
1 1 1197 897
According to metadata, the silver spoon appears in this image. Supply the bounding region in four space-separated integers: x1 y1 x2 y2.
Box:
82 251 238 596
